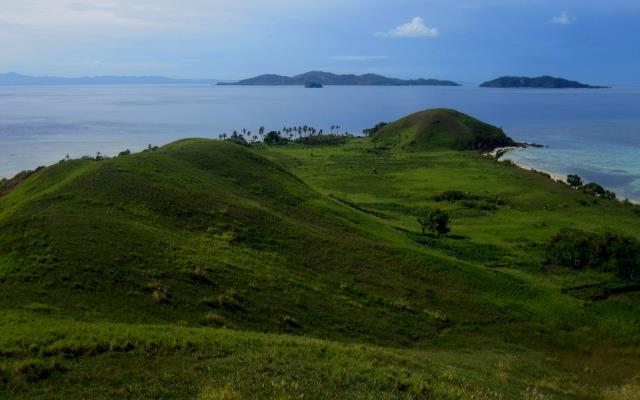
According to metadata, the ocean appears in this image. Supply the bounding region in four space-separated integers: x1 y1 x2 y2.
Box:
1 84 639 200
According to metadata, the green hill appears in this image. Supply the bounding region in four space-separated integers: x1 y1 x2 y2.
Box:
0 139 529 344
1 111 640 398
371 108 516 151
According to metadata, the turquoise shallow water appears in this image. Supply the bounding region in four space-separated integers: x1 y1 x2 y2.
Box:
1 84 639 200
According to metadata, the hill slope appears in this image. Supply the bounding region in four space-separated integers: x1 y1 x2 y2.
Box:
371 108 515 151
480 75 608 89
0 139 531 345
219 71 460 86
1 113 640 398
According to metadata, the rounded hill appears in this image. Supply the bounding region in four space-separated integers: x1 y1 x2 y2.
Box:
371 108 515 151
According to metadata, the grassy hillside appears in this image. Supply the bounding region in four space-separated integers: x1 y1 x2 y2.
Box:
371 108 515 151
1 110 640 398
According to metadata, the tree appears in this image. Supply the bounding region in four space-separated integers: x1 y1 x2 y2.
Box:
417 208 450 236
567 174 583 188
264 131 286 145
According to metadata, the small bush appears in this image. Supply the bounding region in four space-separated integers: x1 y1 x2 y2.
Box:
581 182 616 200
204 312 225 326
0 366 9 385
118 149 131 156
547 229 640 280
461 200 497 211
417 208 450 237
14 359 65 383
200 296 217 308
282 315 301 329
294 134 347 146
217 289 240 310
433 190 470 202
191 265 209 282
434 190 507 206
147 281 169 304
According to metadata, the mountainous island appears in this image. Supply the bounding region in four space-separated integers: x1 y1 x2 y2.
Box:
480 75 609 88
1 108 639 398
218 71 460 86
0 72 215 86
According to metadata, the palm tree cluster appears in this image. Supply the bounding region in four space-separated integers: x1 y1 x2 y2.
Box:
217 123 350 143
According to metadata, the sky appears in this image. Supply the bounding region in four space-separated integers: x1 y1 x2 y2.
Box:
1 0 639 85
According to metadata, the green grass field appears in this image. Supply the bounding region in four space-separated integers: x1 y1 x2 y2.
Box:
0 110 639 399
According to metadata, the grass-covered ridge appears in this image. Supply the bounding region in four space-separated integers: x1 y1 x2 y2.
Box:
1 109 640 398
371 108 516 151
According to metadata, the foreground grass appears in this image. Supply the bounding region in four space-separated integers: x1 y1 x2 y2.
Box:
1 310 638 399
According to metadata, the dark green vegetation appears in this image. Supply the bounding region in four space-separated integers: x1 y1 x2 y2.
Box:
480 75 609 89
548 230 640 280
371 108 515 151
218 71 460 86
1 109 639 398
417 208 450 236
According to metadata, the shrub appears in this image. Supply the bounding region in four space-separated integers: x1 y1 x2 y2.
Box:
547 229 640 280
0 366 9 385
14 359 65 383
581 182 616 200
434 190 469 202
282 315 301 328
147 281 169 304
204 312 225 326
433 190 507 206
118 149 131 156
294 134 347 146
200 296 217 308
461 200 497 211
217 289 241 310
191 265 209 283
567 174 583 188
417 208 450 237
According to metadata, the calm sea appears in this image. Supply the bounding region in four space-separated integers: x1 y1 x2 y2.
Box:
1 84 639 200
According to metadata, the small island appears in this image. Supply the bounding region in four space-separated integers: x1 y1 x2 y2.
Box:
218 71 460 87
304 82 323 88
480 75 609 89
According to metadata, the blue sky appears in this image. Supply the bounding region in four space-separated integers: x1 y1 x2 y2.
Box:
1 0 639 84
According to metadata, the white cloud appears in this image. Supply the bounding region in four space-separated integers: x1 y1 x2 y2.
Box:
331 55 389 61
376 17 439 38
551 11 574 25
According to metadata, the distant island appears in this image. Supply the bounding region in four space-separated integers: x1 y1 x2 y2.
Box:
218 71 460 86
480 75 609 89
0 72 216 86
305 82 323 88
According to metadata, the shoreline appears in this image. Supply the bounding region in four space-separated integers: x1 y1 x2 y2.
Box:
486 146 640 205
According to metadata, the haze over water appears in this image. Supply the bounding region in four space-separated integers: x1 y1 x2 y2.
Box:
1 84 639 200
